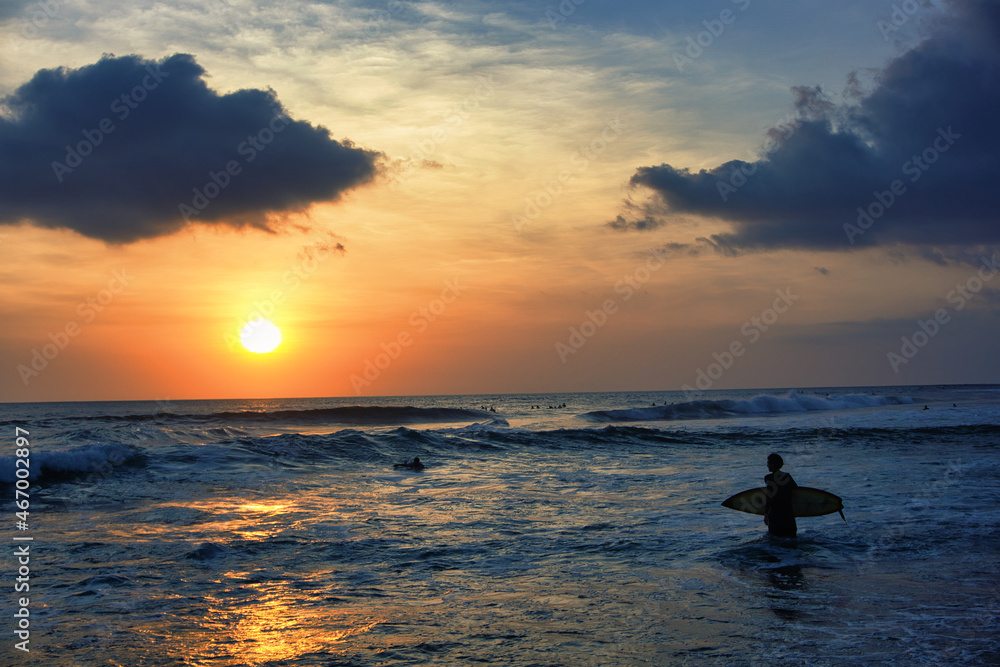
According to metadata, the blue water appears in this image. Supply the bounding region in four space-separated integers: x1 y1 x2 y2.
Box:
2 385 999 665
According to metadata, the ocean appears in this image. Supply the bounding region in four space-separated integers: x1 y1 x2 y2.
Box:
2 385 998 666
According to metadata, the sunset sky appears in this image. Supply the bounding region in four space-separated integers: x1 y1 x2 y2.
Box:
2 0 998 402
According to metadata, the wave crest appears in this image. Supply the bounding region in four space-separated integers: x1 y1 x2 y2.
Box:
581 392 914 422
21 405 492 427
0 443 145 483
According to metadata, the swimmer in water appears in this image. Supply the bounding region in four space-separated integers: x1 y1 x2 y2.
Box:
394 457 425 471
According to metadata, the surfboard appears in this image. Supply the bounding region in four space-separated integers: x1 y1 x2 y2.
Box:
721 486 844 518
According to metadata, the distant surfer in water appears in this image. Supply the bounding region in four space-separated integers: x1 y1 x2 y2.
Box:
394 457 424 471
764 453 797 537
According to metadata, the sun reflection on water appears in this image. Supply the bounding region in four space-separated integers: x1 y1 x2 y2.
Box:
121 494 390 664
190 580 383 665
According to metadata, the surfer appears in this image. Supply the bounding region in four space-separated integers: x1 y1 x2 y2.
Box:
764 453 798 537
394 457 424 471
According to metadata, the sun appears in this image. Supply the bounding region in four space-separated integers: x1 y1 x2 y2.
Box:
240 319 282 354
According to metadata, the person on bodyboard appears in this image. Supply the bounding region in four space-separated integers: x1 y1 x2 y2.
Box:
764 453 797 537
394 457 424 471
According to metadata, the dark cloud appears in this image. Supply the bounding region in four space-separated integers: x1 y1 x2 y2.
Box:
627 0 1000 261
607 214 665 232
0 53 380 243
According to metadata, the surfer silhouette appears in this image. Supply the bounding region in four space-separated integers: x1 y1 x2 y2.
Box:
764 453 798 537
394 457 424 471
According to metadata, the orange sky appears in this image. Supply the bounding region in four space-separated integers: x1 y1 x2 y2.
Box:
2 0 998 402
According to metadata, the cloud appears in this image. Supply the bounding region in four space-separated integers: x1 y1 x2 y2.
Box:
0 53 380 243
0 0 33 20
298 230 347 262
626 0 1000 261
607 214 665 232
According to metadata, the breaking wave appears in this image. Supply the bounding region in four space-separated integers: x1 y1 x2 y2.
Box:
0 443 145 483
